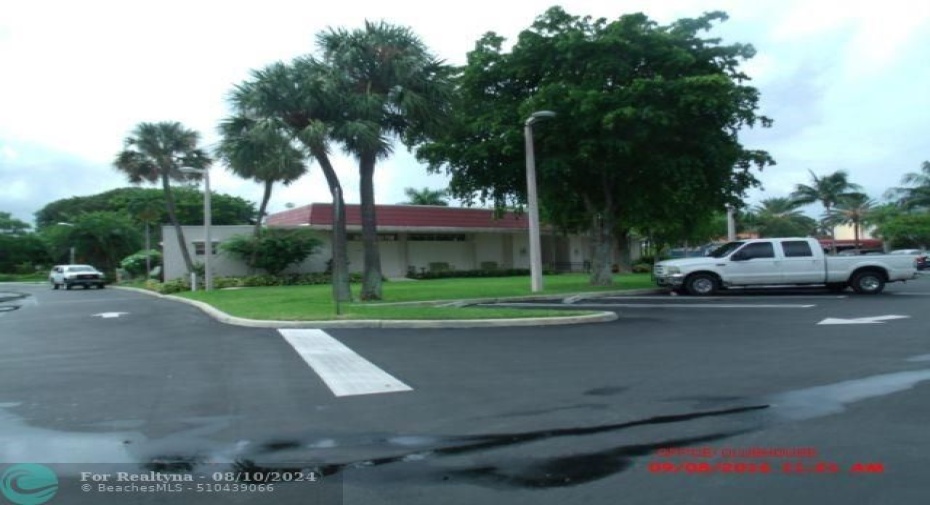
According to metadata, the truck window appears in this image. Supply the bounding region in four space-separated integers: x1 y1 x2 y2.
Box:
738 242 775 260
782 240 813 258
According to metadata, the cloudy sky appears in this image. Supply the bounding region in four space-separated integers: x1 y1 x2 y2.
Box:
1 0 928 226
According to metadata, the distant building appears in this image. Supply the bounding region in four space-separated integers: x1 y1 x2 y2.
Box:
160 203 643 281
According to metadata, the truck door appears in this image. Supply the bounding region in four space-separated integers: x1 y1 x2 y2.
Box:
727 242 780 285
778 240 822 283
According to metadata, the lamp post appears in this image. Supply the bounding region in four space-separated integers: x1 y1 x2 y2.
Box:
179 167 212 291
524 110 556 293
56 222 76 263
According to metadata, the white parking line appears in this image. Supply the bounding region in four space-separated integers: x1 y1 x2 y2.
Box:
279 329 413 397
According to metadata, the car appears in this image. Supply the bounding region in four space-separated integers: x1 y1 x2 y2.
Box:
889 249 929 270
49 264 107 290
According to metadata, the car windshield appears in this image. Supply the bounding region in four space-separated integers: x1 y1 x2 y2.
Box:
707 241 744 258
67 266 95 272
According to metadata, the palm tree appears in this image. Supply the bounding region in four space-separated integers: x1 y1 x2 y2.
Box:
789 170 862 253
826 192 876 250
228 59 352 301
114 122 211 274
885 161 930 211
751 197 817 238
216 115 308 238
403 187 449 206
318 21 453 300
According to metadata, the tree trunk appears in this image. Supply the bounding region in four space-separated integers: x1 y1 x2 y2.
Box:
825 204 837 255
359 152 383 300
311 149 352 302
250 180 274 271
588 213 615 286
853 219 860 250
615 228 633 273
162 174 194 273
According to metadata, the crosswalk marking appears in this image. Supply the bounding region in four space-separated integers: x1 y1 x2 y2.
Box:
279 329 412 397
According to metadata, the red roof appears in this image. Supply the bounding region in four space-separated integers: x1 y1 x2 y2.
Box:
267 203 531 231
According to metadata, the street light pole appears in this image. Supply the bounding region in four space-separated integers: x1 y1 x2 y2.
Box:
179 167 212 291
524 110 556 293
57 222 76 263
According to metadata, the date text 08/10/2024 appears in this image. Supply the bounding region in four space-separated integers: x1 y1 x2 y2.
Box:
648 447 885 475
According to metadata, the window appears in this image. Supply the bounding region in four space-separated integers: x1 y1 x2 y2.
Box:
348 234 398 242
782 241 813 258
408 234 467 242
738 242 775 260
193 241 218 255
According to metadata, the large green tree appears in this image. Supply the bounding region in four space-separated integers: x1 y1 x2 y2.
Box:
43 212 141 275
35 187 256 235
113 122 212 274
826 192 876 250
885 161 930 211
748 197 817 238
403 187 449 206
216 115 308 238
229 59 352 302
417 8 773 285
870 203 930 249
318 22 454 300
0 212 31 235
789 169 862 253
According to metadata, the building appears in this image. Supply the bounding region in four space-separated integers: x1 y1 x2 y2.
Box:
161 203 629 281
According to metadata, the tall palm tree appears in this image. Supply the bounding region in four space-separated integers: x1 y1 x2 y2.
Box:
318 21 453 300
826 192 876 250
216 115 308 238
403 187 449 206
789 170 862 253
114 122 211 274
228 59 352 301
885 161 930 211
751 197 817 238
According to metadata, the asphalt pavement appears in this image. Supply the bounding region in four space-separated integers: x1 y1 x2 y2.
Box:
1 278 929 504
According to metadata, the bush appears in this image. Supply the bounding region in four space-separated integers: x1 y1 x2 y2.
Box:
120 250 162 277
221 229 322 276
145 278 189 294
631 263 653 273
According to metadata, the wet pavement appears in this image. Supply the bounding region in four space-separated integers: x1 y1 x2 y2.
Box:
1 279 929 503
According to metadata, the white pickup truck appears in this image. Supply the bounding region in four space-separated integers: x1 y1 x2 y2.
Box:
653 237 919 295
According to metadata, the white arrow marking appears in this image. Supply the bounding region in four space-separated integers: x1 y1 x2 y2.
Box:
92 312 129 319
817 315 910 325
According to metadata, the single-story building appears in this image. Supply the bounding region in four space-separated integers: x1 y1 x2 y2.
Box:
161 203 643 281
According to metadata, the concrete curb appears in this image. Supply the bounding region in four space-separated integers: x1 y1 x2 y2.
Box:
114 286 656 329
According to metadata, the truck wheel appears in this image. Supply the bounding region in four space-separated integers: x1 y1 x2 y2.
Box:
51 281 59 290
685 273 719 296
65 283 73 290
851 271 885 294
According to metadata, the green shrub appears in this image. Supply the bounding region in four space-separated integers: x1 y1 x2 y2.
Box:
145 278 189 294
632 263 653 273
120 250 162 277
221 229 322 276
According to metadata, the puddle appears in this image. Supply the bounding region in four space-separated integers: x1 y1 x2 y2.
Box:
768 369 930 421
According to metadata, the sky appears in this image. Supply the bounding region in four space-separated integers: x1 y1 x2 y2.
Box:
1 0 928 227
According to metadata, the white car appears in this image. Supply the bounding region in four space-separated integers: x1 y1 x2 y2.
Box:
49 265 106 290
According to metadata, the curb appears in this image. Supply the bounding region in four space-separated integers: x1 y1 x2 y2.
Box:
114 286 648 329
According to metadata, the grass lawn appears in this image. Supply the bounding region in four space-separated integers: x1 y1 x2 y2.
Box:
173 273 654 321
0 273 47 283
